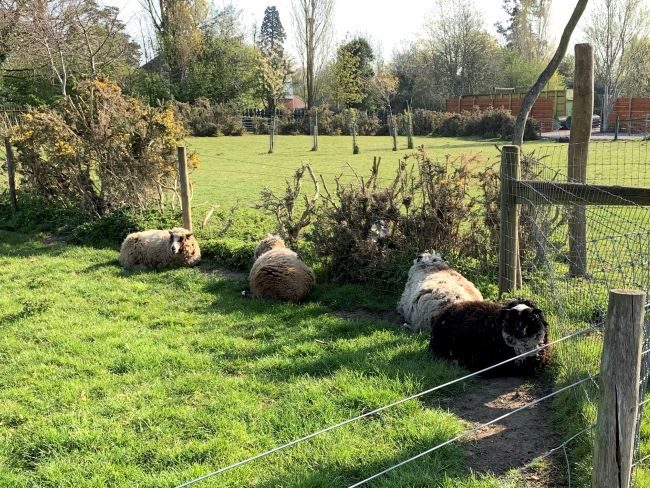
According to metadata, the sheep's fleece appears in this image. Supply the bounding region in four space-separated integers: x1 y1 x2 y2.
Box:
249 234 315 303
397 252 483 332
118 227 201 269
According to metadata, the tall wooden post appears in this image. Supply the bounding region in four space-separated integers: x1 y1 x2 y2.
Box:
177 146 192 232
498 145 520 296
593 289 646 488
568 43 593 277
4 137 17 217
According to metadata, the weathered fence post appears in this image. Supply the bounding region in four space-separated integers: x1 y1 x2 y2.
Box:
268 115 275 154
4 136 17 217
311 110 318 152
592 289 646 488
177 146 192 232
568 43 593 277
498 145 520 296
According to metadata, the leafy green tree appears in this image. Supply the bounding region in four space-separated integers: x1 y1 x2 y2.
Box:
143 0 209 87
497 0 552 62
334 37 375 109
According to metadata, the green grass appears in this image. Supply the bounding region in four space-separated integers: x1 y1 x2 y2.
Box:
0 230 514 487
3 134 650 486
185 135 530 208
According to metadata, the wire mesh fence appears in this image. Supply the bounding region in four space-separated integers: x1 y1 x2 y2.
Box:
163 138 650 487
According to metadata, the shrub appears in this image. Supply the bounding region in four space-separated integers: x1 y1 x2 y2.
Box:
254 165 320 249
13 78 195 219
309 150 493 284
174 99 245 136
70 208 181 247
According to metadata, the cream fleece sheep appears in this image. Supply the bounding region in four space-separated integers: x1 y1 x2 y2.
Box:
397 252 483 332
248 234 315 303
118 227 201 269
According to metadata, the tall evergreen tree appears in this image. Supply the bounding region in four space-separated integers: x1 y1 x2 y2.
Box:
259 6 286 58
259 6 289 112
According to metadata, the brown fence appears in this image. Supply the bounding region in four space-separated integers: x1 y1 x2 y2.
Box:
445 94 566 131
608 97 650 132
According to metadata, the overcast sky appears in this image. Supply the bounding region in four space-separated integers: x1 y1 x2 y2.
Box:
109 0 592 61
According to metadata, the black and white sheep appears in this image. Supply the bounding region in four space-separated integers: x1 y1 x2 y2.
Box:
397 252 483 332
247 234 315 303
118 227 201 269
429 298 550 376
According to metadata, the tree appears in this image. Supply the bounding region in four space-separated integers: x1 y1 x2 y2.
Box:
426 0 502 98
259 6 286 58
2 0 139 102
292 0 335 109
497 0 552 61
142 0 208 87
585 0 648 130
258 6 290 113
333 37 374 109
512 0 589 146
620 37 650 97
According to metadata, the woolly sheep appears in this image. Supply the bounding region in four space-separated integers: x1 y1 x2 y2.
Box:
397 252 483 332
247 234 315 303
118 227 201 269
429 298 550 376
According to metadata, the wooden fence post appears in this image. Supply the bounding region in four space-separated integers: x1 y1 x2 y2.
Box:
498 145 520 296
568 43 593 277
312 111 318 152
593 289 646 488
177 146 192 232
4 136 17 217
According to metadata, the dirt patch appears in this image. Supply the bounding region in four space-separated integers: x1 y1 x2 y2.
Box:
41 234 66 245
199 263 248 281
439 376 561 485
330 309 403 325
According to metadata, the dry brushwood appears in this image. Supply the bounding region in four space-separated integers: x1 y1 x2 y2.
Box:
254 164 319 249
200 204 238 235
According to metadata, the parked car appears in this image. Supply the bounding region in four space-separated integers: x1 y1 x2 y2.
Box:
558 115 601 130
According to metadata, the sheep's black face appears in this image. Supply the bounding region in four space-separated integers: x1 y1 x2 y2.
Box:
500 304 547 355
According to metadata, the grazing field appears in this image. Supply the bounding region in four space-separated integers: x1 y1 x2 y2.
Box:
2 135 650 487
186 135 529 208
0 231 519 487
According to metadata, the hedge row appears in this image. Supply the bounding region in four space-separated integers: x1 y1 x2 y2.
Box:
175 102 540 141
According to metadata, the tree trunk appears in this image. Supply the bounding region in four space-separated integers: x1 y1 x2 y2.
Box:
512 0 589 146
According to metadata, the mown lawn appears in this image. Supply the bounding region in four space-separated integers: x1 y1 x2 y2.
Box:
0 231 520 487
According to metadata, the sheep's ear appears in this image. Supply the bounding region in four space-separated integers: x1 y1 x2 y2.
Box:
168 230 173 239
186 232 193 238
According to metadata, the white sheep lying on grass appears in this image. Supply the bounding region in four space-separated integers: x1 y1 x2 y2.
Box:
118 227 201 269
247 234 315 303
397 252 483 332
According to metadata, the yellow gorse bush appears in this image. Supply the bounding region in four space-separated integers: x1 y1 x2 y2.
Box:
14 78 199 217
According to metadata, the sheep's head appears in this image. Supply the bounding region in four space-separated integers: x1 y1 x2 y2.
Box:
499 300 548 355
411 252 450 272
168 228 194 255
254 234 286 259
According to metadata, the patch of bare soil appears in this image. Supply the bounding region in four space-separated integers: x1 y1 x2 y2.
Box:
198 263 248 281
439 377 561 486
330 309 403 325
41 234 66 245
